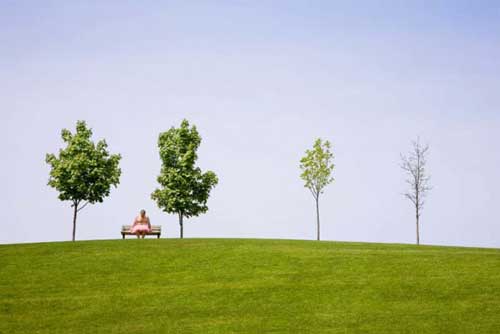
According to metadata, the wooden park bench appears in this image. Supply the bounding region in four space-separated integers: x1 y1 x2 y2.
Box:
121 225 162 239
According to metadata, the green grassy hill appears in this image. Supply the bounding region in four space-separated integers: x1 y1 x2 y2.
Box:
1 239 499 333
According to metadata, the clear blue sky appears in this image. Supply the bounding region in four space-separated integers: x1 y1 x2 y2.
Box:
1 1 500 247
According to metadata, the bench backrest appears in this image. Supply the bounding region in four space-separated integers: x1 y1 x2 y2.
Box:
122 225 161 233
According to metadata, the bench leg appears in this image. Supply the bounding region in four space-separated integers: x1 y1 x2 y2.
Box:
157 234 160 239
122 234 125 240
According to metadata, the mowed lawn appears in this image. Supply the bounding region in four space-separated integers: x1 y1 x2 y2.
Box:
1 239 499 333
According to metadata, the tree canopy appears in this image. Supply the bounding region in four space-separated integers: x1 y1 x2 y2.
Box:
300 138 334 200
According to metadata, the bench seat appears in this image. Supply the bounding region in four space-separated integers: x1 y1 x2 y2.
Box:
121 225 162 239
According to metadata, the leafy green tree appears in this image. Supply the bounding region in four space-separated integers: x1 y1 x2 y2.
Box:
300 138 335 241
46 121 121 241
151 119 218 238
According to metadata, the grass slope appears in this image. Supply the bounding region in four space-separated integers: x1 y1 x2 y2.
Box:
1 239 500 333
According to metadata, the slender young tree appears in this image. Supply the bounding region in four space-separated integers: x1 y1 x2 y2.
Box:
401 138 431 245
151 119 218 238
45 121 121 241
300 138 335 241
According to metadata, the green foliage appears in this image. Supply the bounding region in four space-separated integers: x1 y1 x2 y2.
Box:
151 119 218 232
45 120 121 206
2 239 500 333
299 138 334 199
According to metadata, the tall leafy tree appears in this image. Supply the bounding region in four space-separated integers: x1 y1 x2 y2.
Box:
401 138 431 245
46 121 121 241
300 138 335 241
152 119 218 238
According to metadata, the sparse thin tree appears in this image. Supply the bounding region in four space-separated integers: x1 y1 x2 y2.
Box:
151 119 218 238
300 138 335 241
46 121 121 241
401 138 431 245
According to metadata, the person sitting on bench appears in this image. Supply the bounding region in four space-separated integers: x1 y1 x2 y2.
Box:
130 209 152 239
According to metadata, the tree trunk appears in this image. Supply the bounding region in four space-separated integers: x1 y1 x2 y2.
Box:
316 196 320 241
72 202 78 242
415 185 420 245
179 213 184 239
416 206 420 245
